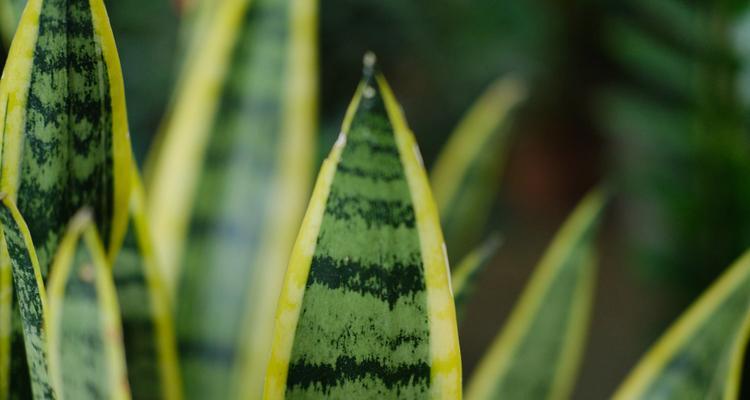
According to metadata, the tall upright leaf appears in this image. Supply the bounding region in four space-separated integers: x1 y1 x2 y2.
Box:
430 76 526 262
265 60 461 399
0 238 10 398
145 0 317 396
0 195 53 399
613 249 750 399
46 211 129 400
113 171 181 400
466 189 605 400
0 0 132 397
0 0 132 277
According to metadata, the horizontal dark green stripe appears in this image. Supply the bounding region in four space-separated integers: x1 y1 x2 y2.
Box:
324 191 416 229
287 356 430 392
307 255 425 308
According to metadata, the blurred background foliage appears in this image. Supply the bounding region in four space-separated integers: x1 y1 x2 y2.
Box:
3 0 750 397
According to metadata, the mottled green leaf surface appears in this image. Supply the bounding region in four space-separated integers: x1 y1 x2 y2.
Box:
0 196 53 399
113 173 181 400
614 249 750 400
46 213 129 400
430 77 525 262
146 0 317 397
466 189 605 400
265 64 461 399
451 234 501 322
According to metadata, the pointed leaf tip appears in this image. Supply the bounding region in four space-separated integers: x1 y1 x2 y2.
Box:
363 51 378 81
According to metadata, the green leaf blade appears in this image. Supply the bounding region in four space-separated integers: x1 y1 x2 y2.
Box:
265 64 461 399
46 212 129 400
0 196 53 400
466 189 605 400
0 0 133 278
614 250 750 400
451 234 501 322
146 0 318 397
113 172 182 400
430 77 526 261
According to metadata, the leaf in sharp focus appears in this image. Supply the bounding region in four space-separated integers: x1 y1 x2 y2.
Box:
264 59 461 399
46 211 129 400
0 0 133 279
430 76 526 263
112 170 181 400
613 250 750 400
145 0 317 397
466 189 606 400
0 195 53 399
452 234 501 323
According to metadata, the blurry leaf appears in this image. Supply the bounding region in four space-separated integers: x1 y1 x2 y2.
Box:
451 234 501 322
0 0 24 47
466 189 605 400
430 76 526 262
614 249 750 399
145 0 318 397
113 171 181 400
0 238 10 398
0 0 133 275
601 0 750 296
104 0 180 164
265 62 461 399
46 211 129 400
0 195 53 399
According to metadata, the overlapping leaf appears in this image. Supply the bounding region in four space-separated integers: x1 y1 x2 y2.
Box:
113 171 181 400
452 234 501 322
46 212 129 400
613 249 750 399
145 0 317 397
265 61 461 399
430 76 526 262
0 0 133 397
0 196 53 399
466 189 604 400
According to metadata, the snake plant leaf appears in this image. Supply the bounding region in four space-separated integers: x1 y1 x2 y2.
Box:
113 171 181 400
0 0 133 277
0 240 10 398
145 0 317 397
265 60 462 399
0 0 24 47
466 189 605 400
430 77 526 262
452 234 501 322
613 250 750 400
46 211 129 400
0 195 53 399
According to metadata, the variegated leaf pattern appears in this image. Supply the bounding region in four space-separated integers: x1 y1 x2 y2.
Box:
0 1 131 397
614 249 750 399
265 61 461 399
451 234 501 322
0 0 132 274
466 189 605 400
430 77 526 262
113 171 181 400
46 211 129 400
145 0 317 397
0 195 53 399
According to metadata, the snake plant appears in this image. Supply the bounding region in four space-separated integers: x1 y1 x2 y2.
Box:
0 1 748 400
